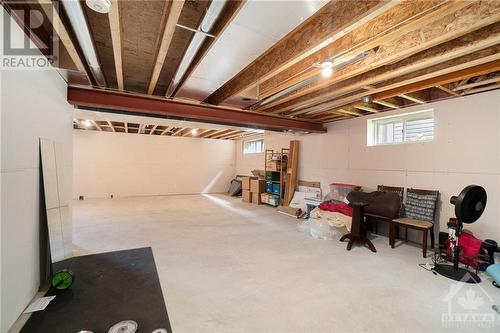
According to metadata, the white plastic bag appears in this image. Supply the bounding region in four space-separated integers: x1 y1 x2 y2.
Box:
297 218 337 240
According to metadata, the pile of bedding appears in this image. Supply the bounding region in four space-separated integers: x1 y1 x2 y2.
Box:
297 201 353 239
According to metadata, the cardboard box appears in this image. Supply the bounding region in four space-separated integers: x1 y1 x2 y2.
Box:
241 176 256 190
250 179 266 193
252 192 262 205
242 190 252 203
251 169 266 179
266 160 281 172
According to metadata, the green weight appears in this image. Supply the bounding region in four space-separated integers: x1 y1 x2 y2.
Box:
51 269 74 290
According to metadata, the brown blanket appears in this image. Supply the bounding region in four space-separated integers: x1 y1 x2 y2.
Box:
346 191 401 219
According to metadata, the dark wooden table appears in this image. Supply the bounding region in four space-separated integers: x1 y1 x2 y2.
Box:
340 202 376 252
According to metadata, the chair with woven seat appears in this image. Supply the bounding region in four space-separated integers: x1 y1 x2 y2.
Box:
390 188 439 258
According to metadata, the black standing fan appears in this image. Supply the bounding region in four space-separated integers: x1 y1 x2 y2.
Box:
435 185 487 283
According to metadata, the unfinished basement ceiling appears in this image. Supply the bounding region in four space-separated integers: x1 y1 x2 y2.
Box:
175 0 329 105
4 0 500 131
73 108 266 140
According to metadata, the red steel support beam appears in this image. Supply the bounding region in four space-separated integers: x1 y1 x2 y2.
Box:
67 86 325 133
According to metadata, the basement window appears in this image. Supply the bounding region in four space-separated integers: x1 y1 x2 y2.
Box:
243 139 264 154
367 109 434 146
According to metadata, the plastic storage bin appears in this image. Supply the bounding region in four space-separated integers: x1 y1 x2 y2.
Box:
272 183 281 195
265 171 280 181
266 182 273 193
326 183 361 202
268 194 280 207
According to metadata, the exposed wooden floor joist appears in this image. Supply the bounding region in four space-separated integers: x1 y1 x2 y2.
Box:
204 0 396 105
258 2 500 114
74 118 254 141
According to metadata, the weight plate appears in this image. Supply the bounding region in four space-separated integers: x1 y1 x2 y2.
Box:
108 320 138 333
152 329 168 333
51 269 75 290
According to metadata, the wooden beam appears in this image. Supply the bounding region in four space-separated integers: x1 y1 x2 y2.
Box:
147 0 185 95
90 120 102 131
160 126 170 135
172 128 185 136
454 75 500 90
108 0 124 90
194 129 212 137
203 0 395 104
36 0 87 74
171 0 246 96
67 87 325 133
199 129 216 138
312 113 344 121
124 122 128 133
258 0 452 99
373 61 500 101
354 104 380 113
217 130 240 139
337 109 363 117
138 124 143 134
435 84 460 96
149 125 158 134
206 129 231 139
212 130 239 139
182 128 196 137
258 1 500 113
107 121 116 132
336 60 500 112
373 99 400 109
223 132 245 140
463 82 500 95
398 93 426 104
267 24 500 115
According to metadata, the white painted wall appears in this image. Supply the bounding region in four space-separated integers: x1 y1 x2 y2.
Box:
73 130 236 199
0 9 74 332
235 90 500 241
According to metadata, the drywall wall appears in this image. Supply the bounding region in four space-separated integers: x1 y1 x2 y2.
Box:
73 130 236 198
235 90 500 241
0 9 74 332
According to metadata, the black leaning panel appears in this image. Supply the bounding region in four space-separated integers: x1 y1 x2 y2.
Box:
22 247 172 333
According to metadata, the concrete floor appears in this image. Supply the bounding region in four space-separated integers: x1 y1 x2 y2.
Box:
73 194 500 333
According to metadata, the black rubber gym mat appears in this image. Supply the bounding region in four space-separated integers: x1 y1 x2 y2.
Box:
21 247 172 333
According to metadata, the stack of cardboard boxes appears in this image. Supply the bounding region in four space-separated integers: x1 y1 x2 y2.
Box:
241 176 266 205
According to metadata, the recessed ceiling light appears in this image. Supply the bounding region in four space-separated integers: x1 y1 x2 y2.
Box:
85 0 111 14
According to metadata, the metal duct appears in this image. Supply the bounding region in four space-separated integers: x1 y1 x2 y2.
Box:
166 0 226 97
60 0 106 87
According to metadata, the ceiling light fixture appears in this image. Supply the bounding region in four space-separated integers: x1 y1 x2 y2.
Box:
362 95 373 104
191 129 198 136
320 61 334 78
85 0 111 14
82 120 92 128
